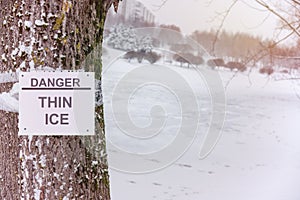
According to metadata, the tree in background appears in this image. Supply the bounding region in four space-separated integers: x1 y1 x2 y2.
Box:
191 30 264 61
107 25 138 50
137 35 153 52
160 24 181 33
106 25 155 52
214 0 300 67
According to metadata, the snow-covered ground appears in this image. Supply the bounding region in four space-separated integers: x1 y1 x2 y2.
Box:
103 47 300 200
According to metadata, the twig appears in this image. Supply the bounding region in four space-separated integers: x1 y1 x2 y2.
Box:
255 0 300 37
152 0 169 11
211 0 239 56
224 70 239 91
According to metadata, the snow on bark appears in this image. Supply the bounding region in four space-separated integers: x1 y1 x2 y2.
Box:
0 0 111 199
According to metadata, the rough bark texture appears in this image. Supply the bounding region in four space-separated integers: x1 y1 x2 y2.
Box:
0 0 112 199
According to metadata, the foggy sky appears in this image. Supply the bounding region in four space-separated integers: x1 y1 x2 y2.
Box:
142 0 279 39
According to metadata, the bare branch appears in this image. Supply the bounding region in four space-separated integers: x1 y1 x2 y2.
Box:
152 0 169 11
255 0 300 37
204 0 214 6
224 71 239 91
241 12 271 30
292 0 300 6
211 0 238 55
240 0 269 12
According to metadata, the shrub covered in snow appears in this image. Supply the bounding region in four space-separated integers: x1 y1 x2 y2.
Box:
107 25 138 51
137 36 153 52
207 58 225 68
280 69 289 74
123 50 161 64
259 66 274 75
173 53 190 67
106 25 154 52
186 54 204 66
173 53 204 67
226 61 247 72
143 51 161 64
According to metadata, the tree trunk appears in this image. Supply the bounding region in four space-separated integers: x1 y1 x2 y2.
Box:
0 0 113 199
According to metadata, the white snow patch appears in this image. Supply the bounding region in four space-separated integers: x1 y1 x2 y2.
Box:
20 61 26 69
18 19 23 27
47 13 56 19
35 173 42 187
92 160 99 166
34 19 48 26
11 48 19 55
29 60 35 70
33 188 41 200
24 20 32 28
53 173 59 179
10 82 19 99
28 135 33 150
39 154 47 167
35 139 42 154
0 71 19 83
19 43 33 56
1 53 7 62
0 91 19 112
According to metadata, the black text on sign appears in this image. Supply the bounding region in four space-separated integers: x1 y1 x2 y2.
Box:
19 72 95 136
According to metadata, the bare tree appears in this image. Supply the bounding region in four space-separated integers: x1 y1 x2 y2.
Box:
254 0 300 37
0 0 120 199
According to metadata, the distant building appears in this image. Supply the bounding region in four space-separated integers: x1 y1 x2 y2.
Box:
106 0 156 27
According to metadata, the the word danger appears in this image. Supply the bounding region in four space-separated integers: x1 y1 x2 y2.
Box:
31 78 80 87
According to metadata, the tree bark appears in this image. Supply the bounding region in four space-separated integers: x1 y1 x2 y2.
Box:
0 0 113 199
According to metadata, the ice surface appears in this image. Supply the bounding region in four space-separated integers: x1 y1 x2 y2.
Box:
103 47 300 200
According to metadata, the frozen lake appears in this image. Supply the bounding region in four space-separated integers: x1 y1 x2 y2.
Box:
103 48 300 200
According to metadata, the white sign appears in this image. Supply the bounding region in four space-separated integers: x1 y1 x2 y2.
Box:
19 72 95 135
